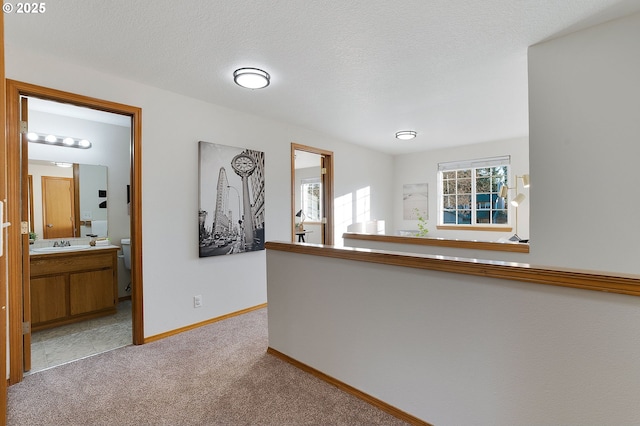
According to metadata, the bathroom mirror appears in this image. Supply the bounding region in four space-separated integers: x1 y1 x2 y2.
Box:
28 159 108 239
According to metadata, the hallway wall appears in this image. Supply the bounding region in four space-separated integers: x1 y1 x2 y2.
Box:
528 11 640 274
5 45 394 337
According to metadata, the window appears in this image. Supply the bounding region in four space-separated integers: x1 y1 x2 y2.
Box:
438 156 510 227
301 177 322 222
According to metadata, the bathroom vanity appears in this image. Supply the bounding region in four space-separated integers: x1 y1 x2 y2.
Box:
29 246 119 331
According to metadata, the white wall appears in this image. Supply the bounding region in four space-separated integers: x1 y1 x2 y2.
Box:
333 139 394 246
528 12 640 274
268 249 640 425
6 44 394 337
393 137 529 241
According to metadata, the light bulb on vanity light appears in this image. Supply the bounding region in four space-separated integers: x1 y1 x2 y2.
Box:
26 132 92 149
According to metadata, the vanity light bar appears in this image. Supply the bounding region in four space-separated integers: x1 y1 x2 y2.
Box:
26 132 92 149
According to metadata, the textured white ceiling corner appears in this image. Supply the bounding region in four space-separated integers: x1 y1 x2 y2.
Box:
5 0 640 155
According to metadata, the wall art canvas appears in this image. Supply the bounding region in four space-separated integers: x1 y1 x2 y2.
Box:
403 183 428 220
199 141 265 257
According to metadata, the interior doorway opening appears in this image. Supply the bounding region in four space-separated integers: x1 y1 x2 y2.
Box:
5 80 143 384
291 143 334 245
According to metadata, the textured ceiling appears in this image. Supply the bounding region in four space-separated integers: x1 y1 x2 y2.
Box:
5 0 640 155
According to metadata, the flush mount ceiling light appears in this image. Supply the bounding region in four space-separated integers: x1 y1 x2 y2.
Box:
395 130 417 140
26 132 92 149
233 67 270 89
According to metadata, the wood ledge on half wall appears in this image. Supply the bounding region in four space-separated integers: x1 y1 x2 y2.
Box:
342 232 529 253
265 241 640 297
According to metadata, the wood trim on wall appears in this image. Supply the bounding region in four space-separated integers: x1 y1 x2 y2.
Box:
5 80 144 384
0 10 8 420
343 232 530 253
265 241 640 297
6 80 24 384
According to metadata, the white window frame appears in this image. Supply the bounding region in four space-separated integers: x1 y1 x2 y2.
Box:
300 177 322 222
437 156 511 229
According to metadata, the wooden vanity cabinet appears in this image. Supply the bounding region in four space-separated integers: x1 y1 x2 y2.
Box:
30 247 119 331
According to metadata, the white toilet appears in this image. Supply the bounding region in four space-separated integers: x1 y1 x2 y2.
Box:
121 238 131 270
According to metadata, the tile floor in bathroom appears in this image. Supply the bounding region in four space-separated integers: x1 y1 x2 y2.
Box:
29 300 132 374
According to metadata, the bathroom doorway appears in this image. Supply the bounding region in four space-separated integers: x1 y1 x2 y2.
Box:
5 80 143 384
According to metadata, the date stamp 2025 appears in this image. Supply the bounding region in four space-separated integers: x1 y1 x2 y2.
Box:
3 2 46 14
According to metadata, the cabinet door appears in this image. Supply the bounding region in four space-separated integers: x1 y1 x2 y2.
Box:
69 270 115 315
31 276 68 324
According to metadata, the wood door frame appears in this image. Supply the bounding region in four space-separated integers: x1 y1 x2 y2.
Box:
1 10 7 420
5 80 144 384
291 143 334 245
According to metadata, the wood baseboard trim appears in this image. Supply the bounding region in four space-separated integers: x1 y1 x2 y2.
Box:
144 303 267 344
267 347 432 426
118 295 132 302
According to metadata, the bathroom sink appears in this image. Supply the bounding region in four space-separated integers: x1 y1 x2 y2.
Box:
31 245 92 253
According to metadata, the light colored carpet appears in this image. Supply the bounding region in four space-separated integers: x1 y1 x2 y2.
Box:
8 307 409 425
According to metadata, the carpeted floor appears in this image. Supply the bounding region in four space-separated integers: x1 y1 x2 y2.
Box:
7 307 409 425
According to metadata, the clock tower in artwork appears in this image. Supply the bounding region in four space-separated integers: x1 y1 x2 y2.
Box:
231 152 257 249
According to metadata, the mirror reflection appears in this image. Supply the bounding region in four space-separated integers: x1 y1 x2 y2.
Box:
28 159 108 240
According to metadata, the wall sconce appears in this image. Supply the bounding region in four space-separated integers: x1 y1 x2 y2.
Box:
499 174 530 241
27 132 92 149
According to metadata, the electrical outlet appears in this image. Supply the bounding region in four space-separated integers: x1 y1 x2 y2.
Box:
194 295 203 308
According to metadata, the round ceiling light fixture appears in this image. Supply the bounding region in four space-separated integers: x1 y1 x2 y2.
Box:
233 67 270 89
395 130 417 140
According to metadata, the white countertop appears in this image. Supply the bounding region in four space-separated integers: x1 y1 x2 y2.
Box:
29 244 120 255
